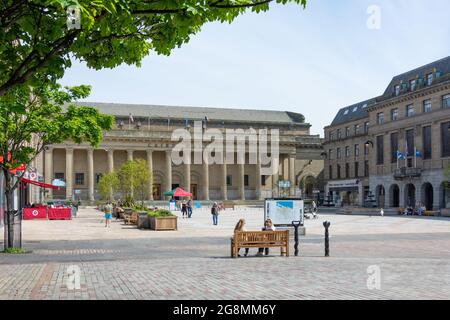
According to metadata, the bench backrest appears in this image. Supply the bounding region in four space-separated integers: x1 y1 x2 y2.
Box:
234 230 289 243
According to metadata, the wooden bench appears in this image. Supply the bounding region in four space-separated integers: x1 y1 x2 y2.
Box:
124 212 138 225
222 203 235 210
424 211 439 217
230 230 289 258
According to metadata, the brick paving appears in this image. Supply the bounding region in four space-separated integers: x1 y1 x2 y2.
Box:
1 207 450 300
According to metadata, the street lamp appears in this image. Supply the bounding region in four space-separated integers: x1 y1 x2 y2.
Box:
320 152 328 159
365 140 374 148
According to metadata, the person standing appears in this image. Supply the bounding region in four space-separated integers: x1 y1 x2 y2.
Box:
181 201 187 218
104 202 113 228
187 198 193 218
211 202 219 225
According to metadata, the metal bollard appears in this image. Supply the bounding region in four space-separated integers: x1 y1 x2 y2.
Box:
323 221 331 257
291 220 302 256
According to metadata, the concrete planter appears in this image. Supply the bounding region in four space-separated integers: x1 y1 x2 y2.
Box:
149 216 178 231
137 212 150 229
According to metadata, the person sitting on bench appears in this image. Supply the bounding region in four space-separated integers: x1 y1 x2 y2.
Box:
233 219 249 257
257 219 276 256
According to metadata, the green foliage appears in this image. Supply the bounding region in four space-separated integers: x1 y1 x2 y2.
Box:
98 172 119 201
445 165 450 189
0 0 307 97
2 247 31 254
118 159 152 206
148 209 175 217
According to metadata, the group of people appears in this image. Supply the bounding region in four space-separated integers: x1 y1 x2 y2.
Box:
179 199 193 218
402 202 427 216
232 218 276 257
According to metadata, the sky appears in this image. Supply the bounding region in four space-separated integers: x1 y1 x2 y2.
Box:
60 0 450 136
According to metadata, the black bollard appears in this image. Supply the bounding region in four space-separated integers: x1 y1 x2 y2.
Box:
291 220 302 256
323 221 331 257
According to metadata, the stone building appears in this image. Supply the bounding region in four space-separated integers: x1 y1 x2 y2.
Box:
28 103 323 203
324 56 450 210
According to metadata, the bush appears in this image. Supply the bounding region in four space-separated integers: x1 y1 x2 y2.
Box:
148 209 175 217
2 247 32 254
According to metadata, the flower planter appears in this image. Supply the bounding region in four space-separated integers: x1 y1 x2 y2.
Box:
137 212 150 229
149 216 178 231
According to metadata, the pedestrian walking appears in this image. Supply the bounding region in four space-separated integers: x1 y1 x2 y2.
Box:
104 202 113 228
181 202 188 218
187 198 193 218
211 202 219 225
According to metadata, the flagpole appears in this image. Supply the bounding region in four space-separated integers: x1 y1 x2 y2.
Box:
397 151 399 169
414 147 417 168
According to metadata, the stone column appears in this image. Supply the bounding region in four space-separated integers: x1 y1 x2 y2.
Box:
221 163 227 200
66 148 74 200
202 159 210 200
272 155 280 198
44 147 53 199
147 150 154 200
127 149 134 162
255 155 262 200
289 155 296 196
107 149 114 173
283 155 289 181
238 153 245 200
87 148 94 201
165 150 172 197
183 152 191 193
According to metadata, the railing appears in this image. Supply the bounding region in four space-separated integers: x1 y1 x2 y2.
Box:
393 167 422 179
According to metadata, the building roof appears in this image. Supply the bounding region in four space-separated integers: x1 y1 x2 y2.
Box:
329 98 376 126
71 102 307 125
383 56 450 95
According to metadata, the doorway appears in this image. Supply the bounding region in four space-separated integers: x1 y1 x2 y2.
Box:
190 184 198 200
152 184 161 200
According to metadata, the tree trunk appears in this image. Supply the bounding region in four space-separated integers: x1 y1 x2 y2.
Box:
3 169 16 250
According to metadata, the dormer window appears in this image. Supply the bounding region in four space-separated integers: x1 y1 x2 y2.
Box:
352 106 358 112
426 73 433 86
395 85 401 96
343 109 349 115
410 79 416 91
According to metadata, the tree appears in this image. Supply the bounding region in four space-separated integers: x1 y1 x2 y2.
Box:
118 159 151 208
0 82 113 249
0 0 307 97
98 172 120 202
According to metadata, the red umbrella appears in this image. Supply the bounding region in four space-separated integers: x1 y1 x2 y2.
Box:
173 187 192 197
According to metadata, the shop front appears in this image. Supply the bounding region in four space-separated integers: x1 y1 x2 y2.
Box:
325 179 365 206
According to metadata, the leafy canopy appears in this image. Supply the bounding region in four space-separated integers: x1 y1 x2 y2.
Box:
98 172 120 201
0 0 307 96
118 159 152 206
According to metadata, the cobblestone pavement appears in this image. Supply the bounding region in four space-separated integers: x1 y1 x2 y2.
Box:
1 207 450 300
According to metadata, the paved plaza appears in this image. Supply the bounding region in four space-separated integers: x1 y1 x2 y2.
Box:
1 207 450 300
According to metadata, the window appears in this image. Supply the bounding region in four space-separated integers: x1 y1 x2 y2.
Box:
364 160 369 177
354 162 359 178
352 106 358 112
441 122 450 157
343 109 349 115
355 124 360 135
423 100 432 113
226 175 232 186
406 104 415 117
95 173 103 184
364 122 370 133
377 112 384 125
410 79 416 91
337 129 342 139
390 132 399 163
345 163 350 178
55 172 65 181
376 135 384 165
395 85 401 96
337 148 341 159
364 143 369 156
345 127 350 137
261 175 267 186
443 94 450 108
406 129 415 157
75 173 84 185
329 165 333 180
329 131 334 141
345 146 350 158
354 144 360 157
244 175 249 187
422 126 432 160
427 73 433 86
391 108 399 121
337 165 341 179
328 149 333 160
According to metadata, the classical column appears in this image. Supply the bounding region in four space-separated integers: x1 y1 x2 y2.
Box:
221 163 227 200
255 159 262 200
147 150 154 200
87 148 94 201
44 147 53 199
183 152 191 193
289 155 296 196
272 154 280 198
283 155 289 181
107 149 114 173
65 148 74 200
127 149 134 162
238 153 245 200
165 150 172 196
202 159 209 200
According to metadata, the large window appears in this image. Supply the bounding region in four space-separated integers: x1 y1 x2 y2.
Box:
329 165 333 180
422 126 432 160
337 129 342 139
410 79 416 91
406 129 415 157
442 122 450 157
377 113 384 125
337 165 341 179
423 100 432 113
337 148 341 159
55 172 65 181
391 108 399 121
376 135 384 165
355 124 360 135
345 146 350 158
364 121 370 133
390 132 399 163
244 175 249 187
328 149 333 160
345 127 350 137
226 175 232 186
95 173 103 184
329 131 334 141
406 104 415 117
354 144 360 157
345 163 350 178
443 94 450 108
354 162 359 178
75 173 84 185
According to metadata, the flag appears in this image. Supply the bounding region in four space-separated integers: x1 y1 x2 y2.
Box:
415 149 422 158
396 151 405 160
